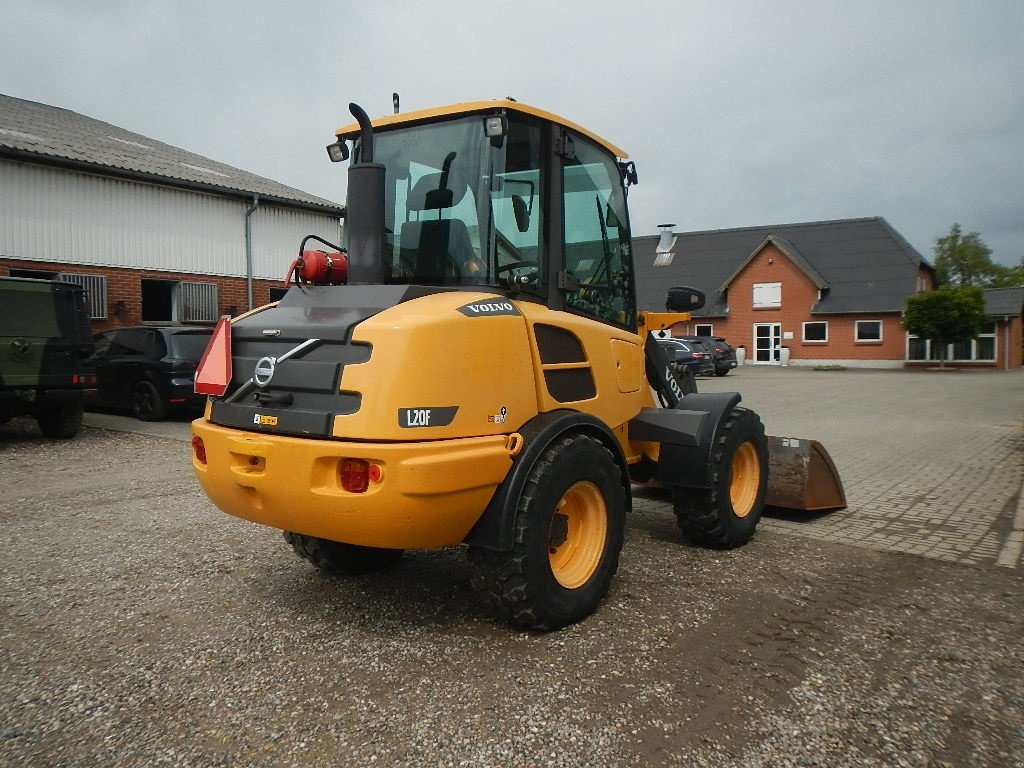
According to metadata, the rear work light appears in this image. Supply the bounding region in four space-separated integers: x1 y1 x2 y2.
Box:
339 459 383 493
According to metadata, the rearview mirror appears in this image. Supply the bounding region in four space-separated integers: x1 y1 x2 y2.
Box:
666 286 706 312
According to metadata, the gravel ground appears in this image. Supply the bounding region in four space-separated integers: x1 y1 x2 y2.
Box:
2 421 1023 767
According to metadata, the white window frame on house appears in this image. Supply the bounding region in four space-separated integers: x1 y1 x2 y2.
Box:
59 272 108 320
694 323 713 336
906 323 997 362
802 321 828 343
753 282 782 309
855 319 883 342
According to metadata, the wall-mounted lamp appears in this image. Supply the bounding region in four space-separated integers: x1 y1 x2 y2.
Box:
112 300 126 318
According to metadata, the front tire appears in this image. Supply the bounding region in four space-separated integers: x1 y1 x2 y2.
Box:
674 407 768 549
283 531 404 575
468 433 626 630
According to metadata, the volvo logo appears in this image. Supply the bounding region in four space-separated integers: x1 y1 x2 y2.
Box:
253 356 276 387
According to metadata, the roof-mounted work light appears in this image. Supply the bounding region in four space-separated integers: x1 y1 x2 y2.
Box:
326 140 349 163
484 116 507 138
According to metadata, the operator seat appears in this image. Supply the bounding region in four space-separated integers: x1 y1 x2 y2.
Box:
399 173 478 284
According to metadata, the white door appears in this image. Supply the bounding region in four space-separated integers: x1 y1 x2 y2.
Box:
753 323 782 364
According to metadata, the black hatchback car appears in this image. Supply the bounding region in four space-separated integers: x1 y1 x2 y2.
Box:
87 325 213 421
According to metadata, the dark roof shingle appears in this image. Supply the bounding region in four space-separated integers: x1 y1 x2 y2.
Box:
633 217 931 316
983 286 1024 316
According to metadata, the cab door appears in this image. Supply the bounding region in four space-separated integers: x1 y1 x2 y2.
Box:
556 130 636 331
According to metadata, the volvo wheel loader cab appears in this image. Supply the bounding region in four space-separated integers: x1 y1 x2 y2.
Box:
191 99 780 630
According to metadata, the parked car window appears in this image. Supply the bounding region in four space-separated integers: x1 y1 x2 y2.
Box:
92 331 115 357
108 328 163 358
168 331 214 360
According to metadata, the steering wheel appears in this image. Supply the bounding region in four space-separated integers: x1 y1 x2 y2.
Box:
496 260 539 276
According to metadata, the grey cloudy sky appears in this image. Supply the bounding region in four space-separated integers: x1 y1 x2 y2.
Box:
2 0 1022 265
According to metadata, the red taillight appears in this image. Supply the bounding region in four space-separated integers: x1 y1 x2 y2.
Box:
339 459 382 493
71 374 97 385
191 436 207 465
194 316 232 396
340 459 369 493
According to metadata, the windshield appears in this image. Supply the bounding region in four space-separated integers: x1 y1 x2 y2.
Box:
348 114 546 291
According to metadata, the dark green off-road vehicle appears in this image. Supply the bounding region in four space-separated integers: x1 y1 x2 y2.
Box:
0 276 95 439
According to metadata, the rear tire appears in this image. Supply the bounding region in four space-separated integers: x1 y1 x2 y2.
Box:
674 407 768 549
467 433 626 630
36 400 84 439
283 531 404 575
715 367 730 377
132 380 166 422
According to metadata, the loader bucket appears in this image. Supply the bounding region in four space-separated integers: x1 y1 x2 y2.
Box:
765 436 847 512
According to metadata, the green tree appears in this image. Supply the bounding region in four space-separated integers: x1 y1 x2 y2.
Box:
903 286 987 368
934 224 1014 287
988 255 1024 288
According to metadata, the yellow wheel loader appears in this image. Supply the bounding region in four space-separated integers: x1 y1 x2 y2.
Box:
190 100 845 630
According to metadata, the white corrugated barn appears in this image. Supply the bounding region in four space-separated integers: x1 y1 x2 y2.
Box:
0 93 344 328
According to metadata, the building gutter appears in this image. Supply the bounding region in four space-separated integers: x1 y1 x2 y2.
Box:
1003 317 1010 371
244 195 260 310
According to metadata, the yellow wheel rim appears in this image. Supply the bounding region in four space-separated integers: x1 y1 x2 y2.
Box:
730 441 761 518
548 480 607 589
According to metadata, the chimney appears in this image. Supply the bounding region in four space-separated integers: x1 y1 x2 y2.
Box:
654 223 677 267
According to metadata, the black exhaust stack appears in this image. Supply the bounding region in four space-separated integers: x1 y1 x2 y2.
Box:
344 103 387 284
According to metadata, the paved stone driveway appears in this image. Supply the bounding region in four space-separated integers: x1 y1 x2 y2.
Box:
86 366 1024 569
688 366 1024 568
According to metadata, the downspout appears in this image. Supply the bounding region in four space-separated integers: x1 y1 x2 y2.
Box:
1004 317 1010 371
244 194 260 311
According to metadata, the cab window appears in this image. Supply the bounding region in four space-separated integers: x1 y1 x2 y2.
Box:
485 116 545 296
357 113 546 292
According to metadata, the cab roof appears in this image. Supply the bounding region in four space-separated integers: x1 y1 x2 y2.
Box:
336 99 629 159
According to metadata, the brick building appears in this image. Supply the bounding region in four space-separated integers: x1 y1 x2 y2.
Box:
0 94 344 331
634 217 1022 369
